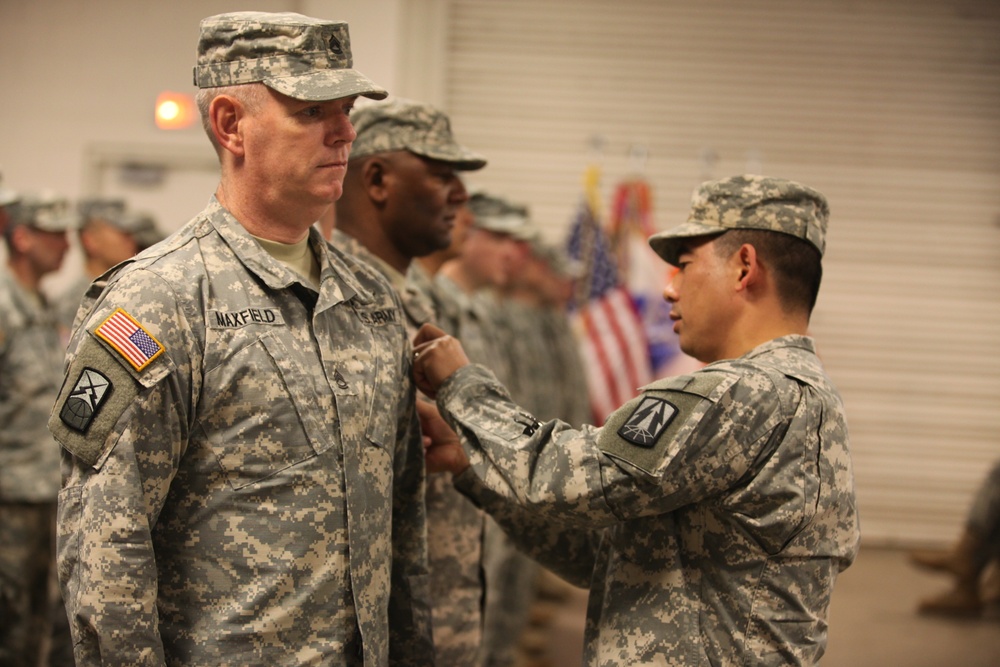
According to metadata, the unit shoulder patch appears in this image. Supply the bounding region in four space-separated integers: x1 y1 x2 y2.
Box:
616 397 678 448
59 368 113 433
598 378 725 477
49 338 144 468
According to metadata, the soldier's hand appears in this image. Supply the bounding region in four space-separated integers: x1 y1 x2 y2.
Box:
416 398 470 475
412 323 470 398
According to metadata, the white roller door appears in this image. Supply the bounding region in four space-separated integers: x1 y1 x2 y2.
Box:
405 0 1000 546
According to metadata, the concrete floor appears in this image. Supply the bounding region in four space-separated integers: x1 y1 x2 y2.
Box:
530 546 1000 666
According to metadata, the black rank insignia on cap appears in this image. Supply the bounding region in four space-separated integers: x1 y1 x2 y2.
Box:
60 368 113 433
617 397 677 448
329 35 344 57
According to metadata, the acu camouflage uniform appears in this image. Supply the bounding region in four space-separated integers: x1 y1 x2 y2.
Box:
433 273 509 384
410 268 495 667
0 269 65 667
0 196 72 667
431 270 526 667
333 232 487 667
50 199 432 666
49 13 431 667
335 98 489 667
434 176 861 665
442 195 547 667
0 270 63 502
333 229 437 336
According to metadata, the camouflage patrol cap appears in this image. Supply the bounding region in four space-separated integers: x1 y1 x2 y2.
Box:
349 98 487 170
11 193 79 233
468 191 536 240
78 196 126 225
117 211 166 250
534 240 584 278
648 174 829 266
193 12 388 102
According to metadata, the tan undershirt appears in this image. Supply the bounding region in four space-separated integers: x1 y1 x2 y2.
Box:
253 234 321 289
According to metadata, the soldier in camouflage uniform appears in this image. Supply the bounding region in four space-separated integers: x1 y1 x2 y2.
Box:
332 98 490 667
1 194 74 667
412 174 861 665
333 98 485 338
534 242 591 429
48 13 433 666
435 192 536 389
432 193 541 667
56 198 165 331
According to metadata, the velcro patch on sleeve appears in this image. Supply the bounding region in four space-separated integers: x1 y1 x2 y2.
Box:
599 372 731 476
49 338 142 468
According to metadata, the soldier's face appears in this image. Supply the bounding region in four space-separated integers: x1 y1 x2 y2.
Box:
383 153 468 259
662 236 736 363
242 89 358 209
461 228 519 289
82 220 140 269
24 228 70 277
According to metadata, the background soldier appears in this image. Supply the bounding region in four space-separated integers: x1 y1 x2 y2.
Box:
333 98 492 667
56 198 165 331
1 193 74 667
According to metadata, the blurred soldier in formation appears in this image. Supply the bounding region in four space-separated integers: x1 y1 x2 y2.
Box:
1 193 73 667
432 192 542 667
910 459 1000 616
434 191 535 386
56 198 165 331
333 97 493 667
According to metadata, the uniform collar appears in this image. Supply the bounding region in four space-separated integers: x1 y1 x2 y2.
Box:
207 198 368 307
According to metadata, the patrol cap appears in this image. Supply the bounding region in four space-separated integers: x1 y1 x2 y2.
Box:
349 98 487 170
78 196 126 225
648 174 829 267
534 240 584 279
193 12 388 102
468 191 536 240
117 211 166 250
10 193 79 233
0 171 18 208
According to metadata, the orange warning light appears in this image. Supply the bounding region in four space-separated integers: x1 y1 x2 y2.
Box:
154 91 196 130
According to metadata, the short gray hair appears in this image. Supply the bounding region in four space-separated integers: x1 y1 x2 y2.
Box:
195 83 267 155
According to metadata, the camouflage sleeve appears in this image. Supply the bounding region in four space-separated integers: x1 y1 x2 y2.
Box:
453 468 601 588
437 364 785 526
388 327 435 665
49 271 194 667
436 364 619 527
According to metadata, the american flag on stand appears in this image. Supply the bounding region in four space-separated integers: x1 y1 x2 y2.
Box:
565 167 653 425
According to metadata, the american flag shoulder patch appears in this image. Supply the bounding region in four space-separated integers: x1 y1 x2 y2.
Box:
94 308 165 371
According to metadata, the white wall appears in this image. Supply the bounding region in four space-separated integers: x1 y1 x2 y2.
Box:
0 0 406 292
